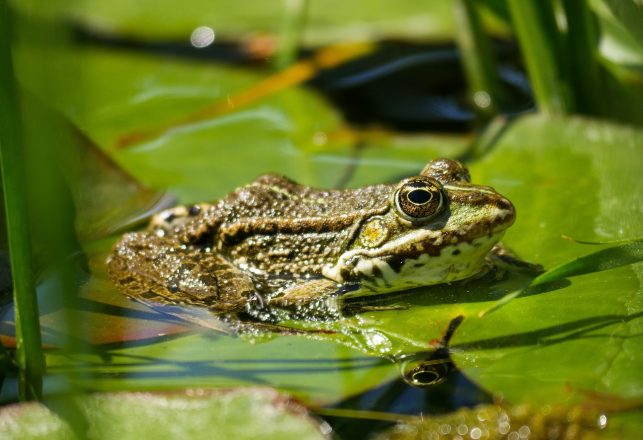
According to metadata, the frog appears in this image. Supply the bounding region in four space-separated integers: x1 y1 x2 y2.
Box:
107 158 519 322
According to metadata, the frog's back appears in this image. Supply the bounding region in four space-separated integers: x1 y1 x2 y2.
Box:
212 174 393 277
220 174 391 222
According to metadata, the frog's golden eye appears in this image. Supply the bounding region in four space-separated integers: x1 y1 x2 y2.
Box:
393 177 445 222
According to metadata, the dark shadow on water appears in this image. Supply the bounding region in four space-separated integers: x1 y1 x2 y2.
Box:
70 24 533 134
74 297 185 323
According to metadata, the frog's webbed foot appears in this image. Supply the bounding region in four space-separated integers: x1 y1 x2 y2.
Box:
108 232 254 313
486 243 544 278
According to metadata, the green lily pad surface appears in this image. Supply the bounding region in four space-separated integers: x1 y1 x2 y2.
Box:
452 115 643 406
0 389 330 439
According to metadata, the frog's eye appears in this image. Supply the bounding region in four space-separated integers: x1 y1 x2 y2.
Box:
393 177 445 222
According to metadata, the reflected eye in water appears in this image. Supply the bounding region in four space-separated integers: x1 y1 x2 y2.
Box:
399 356 452 387
393 176 445 223
397 316 462 387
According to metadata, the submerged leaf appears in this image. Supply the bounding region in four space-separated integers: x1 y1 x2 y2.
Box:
44 331 399 406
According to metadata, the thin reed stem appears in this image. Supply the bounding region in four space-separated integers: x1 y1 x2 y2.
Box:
0 0 44 401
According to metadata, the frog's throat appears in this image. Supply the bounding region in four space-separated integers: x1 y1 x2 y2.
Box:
323 230 506 290
322 219 509 287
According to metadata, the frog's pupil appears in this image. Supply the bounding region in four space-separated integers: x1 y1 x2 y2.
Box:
407 189 432 205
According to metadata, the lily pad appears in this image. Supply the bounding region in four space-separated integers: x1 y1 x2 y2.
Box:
0 389 330 439
449 114 643 405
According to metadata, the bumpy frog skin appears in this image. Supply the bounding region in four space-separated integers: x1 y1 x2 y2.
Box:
107 159 516 321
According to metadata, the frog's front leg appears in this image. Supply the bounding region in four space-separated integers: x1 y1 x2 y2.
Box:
108 231 255 314
256 278 345 321
263 279 399 321
485 243 544 278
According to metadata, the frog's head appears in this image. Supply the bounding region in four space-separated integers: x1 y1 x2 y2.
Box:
322 159 515 293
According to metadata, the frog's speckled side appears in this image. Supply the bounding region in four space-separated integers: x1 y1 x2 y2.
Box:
107 159 515 321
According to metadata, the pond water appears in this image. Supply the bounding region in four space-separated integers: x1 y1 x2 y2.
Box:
2 2 643 438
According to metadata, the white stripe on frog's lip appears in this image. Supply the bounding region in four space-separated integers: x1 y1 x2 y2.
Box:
323 227 440 283
321 204 512 284
337 231 505 296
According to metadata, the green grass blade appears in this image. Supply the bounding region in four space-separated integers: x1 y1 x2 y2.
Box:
453 0 504 118
530 238 643 287
561 0 604 116
0 0 44 400
274 0 309 69
506 0 574 114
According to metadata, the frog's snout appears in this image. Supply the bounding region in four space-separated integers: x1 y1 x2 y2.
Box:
491 195 516 231
493 194 513 211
